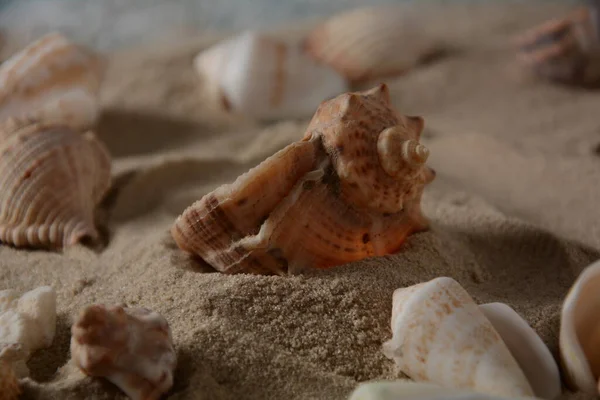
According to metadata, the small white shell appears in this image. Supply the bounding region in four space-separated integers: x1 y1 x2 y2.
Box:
348 381 538 400
480 303 561 400
194 31 348 120
0 32 105 130
559 259 600 394
382 277 534 398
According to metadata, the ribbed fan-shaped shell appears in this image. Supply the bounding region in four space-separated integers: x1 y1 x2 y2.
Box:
171 84 435 275
0 32 106 130
0 120 111 249
303 6 442 84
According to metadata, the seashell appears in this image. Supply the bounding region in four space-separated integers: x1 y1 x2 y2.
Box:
559 259 600 394
193 30 348 120
348 381 539 400
0 119 111 249
171 83 435 275
515 4 600 88
303 6 443 85
0 286 57 378
0 32 106 130
382 277 534 398
71 304 177 400
0 360 21 400
479 303 561 400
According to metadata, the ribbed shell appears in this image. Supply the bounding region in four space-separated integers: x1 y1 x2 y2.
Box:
303 6 441 84
0 361 20 400
171 83 434 275
0 32 105 130
0 119 111 249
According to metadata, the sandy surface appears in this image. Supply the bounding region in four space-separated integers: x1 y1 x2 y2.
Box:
1 1 600 399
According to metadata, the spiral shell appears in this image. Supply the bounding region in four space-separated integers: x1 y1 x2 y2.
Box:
0 119 111 249
303 6 442 84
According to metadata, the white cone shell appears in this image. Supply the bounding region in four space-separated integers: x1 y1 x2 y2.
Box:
560 259 600 394
194 31 348 120
480 303 561 400
382 277 534 398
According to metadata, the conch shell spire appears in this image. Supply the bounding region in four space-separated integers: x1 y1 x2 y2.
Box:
378 125 429 177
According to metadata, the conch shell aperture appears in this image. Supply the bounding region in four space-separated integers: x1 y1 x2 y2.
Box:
171 84 435 275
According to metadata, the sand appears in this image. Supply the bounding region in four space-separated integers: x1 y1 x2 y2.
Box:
2 1 600 399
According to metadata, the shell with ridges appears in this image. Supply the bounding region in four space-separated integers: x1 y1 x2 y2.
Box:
0 32 106 130
71 304 177 400
0 119 111 249
382 277 534 398
559 259 600 394
171 83 434 275
303 6 443 84
194 30 348 120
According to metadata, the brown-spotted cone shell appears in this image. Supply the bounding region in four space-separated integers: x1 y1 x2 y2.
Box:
0 31 106 130
0 119 111 249
515 5 600 87
303 6 443 84
171 83 435 275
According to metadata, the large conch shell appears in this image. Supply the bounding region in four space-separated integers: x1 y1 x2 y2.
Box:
171 83 435 275
303 6 443 84
559 259 600 395
0 119 111 249
515 3 600 87
194 30 348 120
0 32 106 130
71 304 177 400
382 277 535 398
348 381 538 400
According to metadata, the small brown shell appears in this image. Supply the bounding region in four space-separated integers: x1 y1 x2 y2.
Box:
0 119 111 249
171 83 435 275
0 360 20 400
0 32 106 130
515 6 600 87
303 6 442 84
71 304 176 400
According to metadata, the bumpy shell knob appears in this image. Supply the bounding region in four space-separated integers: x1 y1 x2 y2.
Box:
377 125 429 176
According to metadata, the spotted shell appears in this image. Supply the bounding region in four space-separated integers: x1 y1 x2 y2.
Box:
0 32 106 130
303 6 443 84
171 83 435 275
515 5 600 87
0 361 20 400
0 119 111 249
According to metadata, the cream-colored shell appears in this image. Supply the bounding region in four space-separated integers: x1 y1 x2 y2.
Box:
0 119 111 249
194 30 348 120
303 6 442 84
559 259 600 394
0 32 106 130
382 277 534 398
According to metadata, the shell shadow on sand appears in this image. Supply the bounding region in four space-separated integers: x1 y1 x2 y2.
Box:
26 313 72 383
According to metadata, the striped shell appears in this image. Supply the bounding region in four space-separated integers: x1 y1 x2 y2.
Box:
171 84 435 275
515 5 600 87
303 6 442 84
0 361 20 400
0 119 111 249
0 31 106 130
194 31 347 120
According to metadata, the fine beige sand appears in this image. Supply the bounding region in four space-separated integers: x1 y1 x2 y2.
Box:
2 1 600 399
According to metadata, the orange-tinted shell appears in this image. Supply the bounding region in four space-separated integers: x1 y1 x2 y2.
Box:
171 83 435 275
0 361 20 400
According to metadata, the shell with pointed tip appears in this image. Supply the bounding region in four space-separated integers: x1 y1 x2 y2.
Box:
515 6 600 87
559 259 600 394
171 83 435 275
480 303 561 400
0 32 106 130
71 304 177 400
382 277 534 398
0 119 111 249
303 6 443 84
348 381 538 400
193 30 348 120
0 361 20 400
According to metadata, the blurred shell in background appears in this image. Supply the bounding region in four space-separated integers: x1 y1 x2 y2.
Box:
194 30 348 121
303 6 444 85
